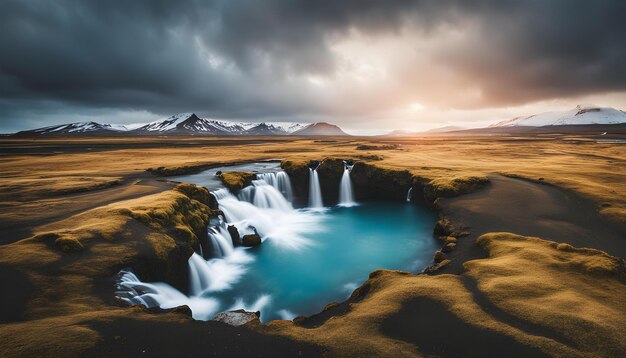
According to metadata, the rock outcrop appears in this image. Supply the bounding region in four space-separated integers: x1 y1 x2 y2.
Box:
212 310 261 326
218 171 256 191
350 162 413 200
242 233 262 247
227 225 241 247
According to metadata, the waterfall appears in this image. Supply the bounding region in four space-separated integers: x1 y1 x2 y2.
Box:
308 168 324 208
239 180 293 211
207 226 234 257
406 187 413 203
257 172 293 202
338 163 356 207
115 266 220 320
115 168 324 321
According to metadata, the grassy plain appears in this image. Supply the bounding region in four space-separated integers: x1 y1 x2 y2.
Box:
0 133 624 356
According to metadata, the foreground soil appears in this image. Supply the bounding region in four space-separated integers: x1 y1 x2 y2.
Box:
0 134 624 357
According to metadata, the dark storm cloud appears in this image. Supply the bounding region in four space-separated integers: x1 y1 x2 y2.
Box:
0 0 625 130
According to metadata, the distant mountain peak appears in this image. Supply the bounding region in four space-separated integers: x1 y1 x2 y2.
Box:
15 121 121 135
292 122 348 136
490 105 626 127
13 114 348 136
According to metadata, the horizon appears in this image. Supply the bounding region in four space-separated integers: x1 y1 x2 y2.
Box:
3 103 626 136
1 1 626 134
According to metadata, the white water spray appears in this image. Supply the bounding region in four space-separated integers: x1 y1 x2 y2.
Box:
308 168 324 208
338 162 356 207
257 172 293 202
406 187 413 203
116 170 325 321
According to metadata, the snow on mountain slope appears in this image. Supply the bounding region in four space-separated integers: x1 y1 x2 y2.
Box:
491 105 626 127
135 113 195 132
19 121 123 135
13 113 344 136
134 113 310 135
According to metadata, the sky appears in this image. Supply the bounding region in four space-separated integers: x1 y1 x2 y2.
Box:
1 0 626 135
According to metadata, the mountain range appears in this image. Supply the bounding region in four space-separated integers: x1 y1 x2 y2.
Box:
14 113 348 136
490 105 626 127
384 105 626 136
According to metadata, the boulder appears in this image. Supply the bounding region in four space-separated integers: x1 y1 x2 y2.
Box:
434 250 447 263
242 233 262 247
212 309 260 326
442 242 457 253
227 225 241 247
433 219 454 236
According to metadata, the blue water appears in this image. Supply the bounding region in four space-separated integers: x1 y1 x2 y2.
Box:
164 163 437 321
208 202 436 321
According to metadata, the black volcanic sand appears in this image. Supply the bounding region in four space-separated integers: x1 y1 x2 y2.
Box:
438 174 626 274
85 315 323 358
380 297 548 358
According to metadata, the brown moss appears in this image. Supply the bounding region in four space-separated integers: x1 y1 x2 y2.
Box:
218 171 256 191
54 236 84 252
425 175 490 201
174 183 218 209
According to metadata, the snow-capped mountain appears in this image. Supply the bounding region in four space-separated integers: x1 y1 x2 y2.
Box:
13 113 346 136
16 121 124 135
133 113 310 135
491 105 626 127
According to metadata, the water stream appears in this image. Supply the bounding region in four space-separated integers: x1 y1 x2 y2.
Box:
116 162 437 322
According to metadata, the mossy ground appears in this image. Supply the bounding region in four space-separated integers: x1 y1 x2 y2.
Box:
218 171 256 191
0 135 624 356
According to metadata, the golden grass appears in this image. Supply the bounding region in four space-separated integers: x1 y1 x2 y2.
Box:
1 135 623 224
0 184 214 321
466 233 626 356
264 233 626 357
0 135 624 355
219 171 256 191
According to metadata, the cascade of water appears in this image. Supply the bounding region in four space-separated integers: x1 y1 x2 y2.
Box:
207 226 234 257
308 168 324 208
406 187 413 203
115 168 324 321
338 162 356 207
256 172 293 202
239 180 293 211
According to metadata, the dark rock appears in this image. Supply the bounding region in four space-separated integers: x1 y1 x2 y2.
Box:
355 144 398 150
242 233 261 247
317 158 345 203
350 162 413 200
281 159 315 203
433 219 454 236
442 242 456 253
434 250 446 263
212 309 260 326
227 225 241 247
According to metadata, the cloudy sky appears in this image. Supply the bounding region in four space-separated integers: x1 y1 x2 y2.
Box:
1 0 625 134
